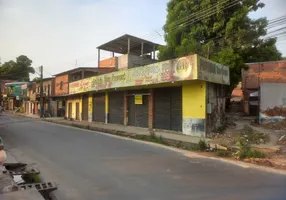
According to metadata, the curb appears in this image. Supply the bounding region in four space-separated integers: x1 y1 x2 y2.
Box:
9 113 286 174
43 119 201 150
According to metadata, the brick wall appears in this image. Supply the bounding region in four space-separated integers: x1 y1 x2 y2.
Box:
55 74 69 96
99 57 118 68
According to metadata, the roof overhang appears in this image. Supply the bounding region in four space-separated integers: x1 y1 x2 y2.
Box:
97 34 162 55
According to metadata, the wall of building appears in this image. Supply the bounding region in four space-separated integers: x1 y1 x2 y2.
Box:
118 55 128 70
206 83 226 133
66 96 82 120
99 57 118 68
42 79 54 96
242 61 286 90
182 80 206 137
55 75 69 96
260 83 286 123
128 54 156 69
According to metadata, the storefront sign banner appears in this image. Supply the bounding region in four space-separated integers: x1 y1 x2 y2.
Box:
69 55 196 95
198 56 230 85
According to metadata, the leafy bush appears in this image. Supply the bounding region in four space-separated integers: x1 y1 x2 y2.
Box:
198 139 207 151
238 137 265 159
241 125 270 144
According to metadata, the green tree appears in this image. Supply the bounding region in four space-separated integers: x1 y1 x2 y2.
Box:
159 0 282 92
32 77 41 82
0 55 35 81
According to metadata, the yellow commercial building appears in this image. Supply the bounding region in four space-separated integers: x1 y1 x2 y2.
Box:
66 54 229 137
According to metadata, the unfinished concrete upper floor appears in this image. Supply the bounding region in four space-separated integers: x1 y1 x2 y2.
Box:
97 34 161 70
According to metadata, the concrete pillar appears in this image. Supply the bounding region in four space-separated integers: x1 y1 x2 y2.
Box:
153 44 156 59
182 81 206 137
141 42 144 56
148 88 154 131
81 70 85 79
127 37 131 54
124 91 128 126
98 49 100 68
105 92 109 124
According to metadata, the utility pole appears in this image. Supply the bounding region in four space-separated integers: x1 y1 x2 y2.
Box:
40 66 44 118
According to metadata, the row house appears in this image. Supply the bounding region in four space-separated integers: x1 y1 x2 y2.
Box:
0 79 16 108
25 77 55 116
53 67 114 118
4 82 29 111
66 34 230 137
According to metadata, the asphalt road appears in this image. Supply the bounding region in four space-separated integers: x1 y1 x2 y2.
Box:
0 113 286 200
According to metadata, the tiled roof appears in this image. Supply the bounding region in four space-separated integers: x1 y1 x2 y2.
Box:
232 82 242 97
242 60 286 89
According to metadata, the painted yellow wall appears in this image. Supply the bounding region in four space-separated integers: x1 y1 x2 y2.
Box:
105 92 109 114
66 97 82 120
105 92 109 124
88 93 93 122
182 80 206 137
182 80 206 118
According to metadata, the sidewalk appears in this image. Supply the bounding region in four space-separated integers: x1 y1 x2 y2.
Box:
0 149 45 200
44 117 211 145
15 112 283 152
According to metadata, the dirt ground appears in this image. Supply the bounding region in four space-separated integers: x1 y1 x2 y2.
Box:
207 111 286 170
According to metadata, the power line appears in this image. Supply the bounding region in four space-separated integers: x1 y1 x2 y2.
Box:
127 0 241 51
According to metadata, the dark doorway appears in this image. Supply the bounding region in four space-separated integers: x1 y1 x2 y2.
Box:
82 95 89 121
109 91 124 125
127 93 149 128
93 93 105 122
154 87 182 131
68 102 72 119
76 102 80 120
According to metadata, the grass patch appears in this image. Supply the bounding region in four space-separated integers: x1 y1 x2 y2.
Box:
240 125 270 144
216 149 232 157
238 136 266 159
132 134 167 145
131 134 204 151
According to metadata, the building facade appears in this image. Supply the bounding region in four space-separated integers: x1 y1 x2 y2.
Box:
67 54 229 137
4 82 29 111
259 83 286 123
242 60 286 116
53 67 115 118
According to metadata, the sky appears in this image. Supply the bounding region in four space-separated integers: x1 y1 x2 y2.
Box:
0 0 285 78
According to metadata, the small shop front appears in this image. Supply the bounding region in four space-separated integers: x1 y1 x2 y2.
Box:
66 95 81 120
68 54 230 137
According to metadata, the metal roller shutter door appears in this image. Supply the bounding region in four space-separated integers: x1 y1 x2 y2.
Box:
93 93 105 122
154 88 171 130
127 90 149 128
109 91 124 125
154 87 182 131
